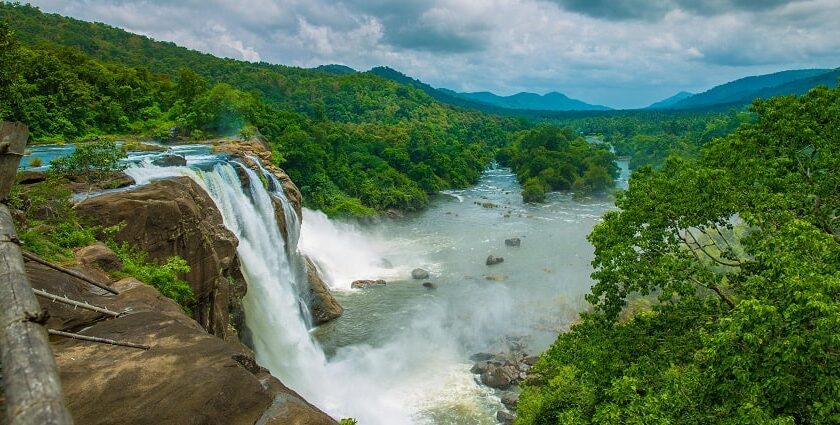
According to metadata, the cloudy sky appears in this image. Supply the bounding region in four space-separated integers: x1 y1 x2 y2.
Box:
28 0 840 108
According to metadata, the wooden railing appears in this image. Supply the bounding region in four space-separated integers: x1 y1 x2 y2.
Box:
0 122 73 424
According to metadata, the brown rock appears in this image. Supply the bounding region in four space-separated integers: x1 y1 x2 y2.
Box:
68 171 135 193
501 393 520 410
17 170 47 184
305 256 343 325
75 176 243 340
151 154 187 167
32 266 335 425
497 410 516 425
75 242 122 272
351 279 387 289
480 364 519 389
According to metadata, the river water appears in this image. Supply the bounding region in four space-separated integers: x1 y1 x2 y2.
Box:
22 143 629 424
301 164 629 424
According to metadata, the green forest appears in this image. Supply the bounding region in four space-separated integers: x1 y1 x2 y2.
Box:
517 85 840 424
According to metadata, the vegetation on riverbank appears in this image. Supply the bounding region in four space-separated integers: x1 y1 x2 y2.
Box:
8 140 194 311
517 85 840 424
497 125 618 201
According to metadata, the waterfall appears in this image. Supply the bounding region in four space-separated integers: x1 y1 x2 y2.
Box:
126 160 329 396
126 156 423 424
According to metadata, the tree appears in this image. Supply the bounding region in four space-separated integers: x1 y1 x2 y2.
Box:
50 140 127 195
518 85 840 424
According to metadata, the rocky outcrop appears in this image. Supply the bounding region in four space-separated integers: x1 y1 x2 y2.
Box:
26 252 336 425
151 154 187 167
75 176 246 341
305 256 343 325
67 171 135 193
351 279 387 289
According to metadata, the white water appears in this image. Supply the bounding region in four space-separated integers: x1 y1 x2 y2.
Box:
299 209 421 291
126 157 430 424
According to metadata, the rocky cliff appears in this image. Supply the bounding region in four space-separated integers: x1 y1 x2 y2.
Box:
30 141 345 423
28 247 336 424
75 176 247 341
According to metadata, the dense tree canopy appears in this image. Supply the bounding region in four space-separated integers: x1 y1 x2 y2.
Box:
517 85 840 424
498 125 618 201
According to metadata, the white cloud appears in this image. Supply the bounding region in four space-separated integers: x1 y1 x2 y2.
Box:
26 0 840 108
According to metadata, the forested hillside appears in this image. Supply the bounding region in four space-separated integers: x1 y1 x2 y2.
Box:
0 3 532 216
517 85 840 424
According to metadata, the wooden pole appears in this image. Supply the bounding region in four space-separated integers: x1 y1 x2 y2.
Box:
32 289 120 318
1 124 74 425
0 122 29 202
21 251 119 295
47 330 149 350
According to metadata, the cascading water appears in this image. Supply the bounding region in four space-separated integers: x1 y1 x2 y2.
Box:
126 155 424 424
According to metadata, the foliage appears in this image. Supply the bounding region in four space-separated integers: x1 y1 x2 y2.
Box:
7 174 95 261
0 4 525 216
517 85 840 424
49 140 127 189
339 419 358 425
498 125 618 201
109 242 194 311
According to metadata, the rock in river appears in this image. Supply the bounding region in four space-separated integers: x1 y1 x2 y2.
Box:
411 268 430 279
351 279 387 289
422 282 437 289
486 255 504 266
152 154 187 167
504 238 521 247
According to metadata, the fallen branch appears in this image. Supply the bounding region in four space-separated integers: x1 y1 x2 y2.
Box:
48 329 149 350
22 250 120 295
33 288 120 317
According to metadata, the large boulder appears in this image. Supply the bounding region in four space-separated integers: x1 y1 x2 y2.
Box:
75 176 245 341
151 154 187 167
28 263 335 425
75 242 122 272
411 268 430 279
304 256 343 325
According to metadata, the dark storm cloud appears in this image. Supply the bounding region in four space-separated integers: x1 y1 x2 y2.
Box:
546 0 806 21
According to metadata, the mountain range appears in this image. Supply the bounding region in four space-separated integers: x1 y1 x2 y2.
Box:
650 68 839 110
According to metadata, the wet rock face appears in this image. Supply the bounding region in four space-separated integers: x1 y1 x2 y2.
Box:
213 140 302 220
75 176 245 341
305 256 343 325
151 154 187 167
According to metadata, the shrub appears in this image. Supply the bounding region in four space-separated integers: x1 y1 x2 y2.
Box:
110 242 194 311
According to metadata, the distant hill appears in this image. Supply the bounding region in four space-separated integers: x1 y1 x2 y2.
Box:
669 69 835 110
312 64 356 75
452 91 611 111
366 66 523 114
646 91 694 109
